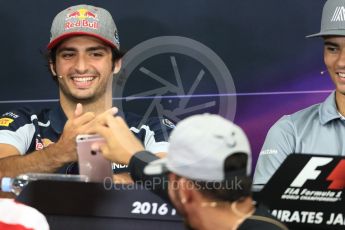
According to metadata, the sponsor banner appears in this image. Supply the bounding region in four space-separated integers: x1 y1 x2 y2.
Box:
271 209 345 226
259 154 345 229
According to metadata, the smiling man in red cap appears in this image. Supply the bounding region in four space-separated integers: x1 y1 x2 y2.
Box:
0 5 171 188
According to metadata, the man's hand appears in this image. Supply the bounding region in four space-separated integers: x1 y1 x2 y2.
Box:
0 105 121 182
54 103 96 163
87 114 145 165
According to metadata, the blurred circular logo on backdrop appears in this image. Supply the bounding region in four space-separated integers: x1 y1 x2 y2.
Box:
113 36 236 138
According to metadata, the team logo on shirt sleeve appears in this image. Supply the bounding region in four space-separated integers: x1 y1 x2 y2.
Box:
35 138 54 150
0 118 14 127
161 118 176 129
2 112 19 119
42 138 54 147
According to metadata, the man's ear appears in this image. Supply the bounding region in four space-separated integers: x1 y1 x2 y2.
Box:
177 177 194 205
50 62 57 76
113 59 122 75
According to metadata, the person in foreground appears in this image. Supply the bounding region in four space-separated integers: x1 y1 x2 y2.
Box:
254 0 345 189
89 113 288 230
0 198 49 230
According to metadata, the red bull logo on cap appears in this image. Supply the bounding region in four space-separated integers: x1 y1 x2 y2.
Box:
64 8 99 30
66 8 98 20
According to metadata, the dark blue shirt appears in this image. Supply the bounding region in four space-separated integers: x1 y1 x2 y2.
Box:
0 104 173 174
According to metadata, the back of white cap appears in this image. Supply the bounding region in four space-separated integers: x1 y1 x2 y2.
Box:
145 114 251 182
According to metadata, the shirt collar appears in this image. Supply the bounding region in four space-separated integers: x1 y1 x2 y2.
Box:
319 91 342 125
338 112 345 120
49 103 67 134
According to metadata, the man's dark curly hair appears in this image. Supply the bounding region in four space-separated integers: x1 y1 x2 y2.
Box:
191 153 252 202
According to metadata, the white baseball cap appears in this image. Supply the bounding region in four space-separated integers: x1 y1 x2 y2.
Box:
144 114 251 182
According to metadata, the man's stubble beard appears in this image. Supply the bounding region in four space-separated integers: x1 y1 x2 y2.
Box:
59 79 110 105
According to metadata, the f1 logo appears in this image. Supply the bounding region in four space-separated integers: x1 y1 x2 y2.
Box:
327 159 345 189
290 157 345 190
290 157 332 187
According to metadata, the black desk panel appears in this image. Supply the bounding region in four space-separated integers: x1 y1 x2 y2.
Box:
16 181 185 230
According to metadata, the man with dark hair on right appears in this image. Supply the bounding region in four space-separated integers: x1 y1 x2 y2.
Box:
254 0 345 190
88 113 288 230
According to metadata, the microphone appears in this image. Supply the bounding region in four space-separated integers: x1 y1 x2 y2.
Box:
320 70 327 75
58 75 63 79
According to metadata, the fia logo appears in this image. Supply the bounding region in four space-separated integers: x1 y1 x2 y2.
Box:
290 157 345 190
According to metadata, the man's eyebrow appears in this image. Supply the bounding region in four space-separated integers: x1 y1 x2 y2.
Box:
56 47 76 54
324 41 339 47
86 46 109 52
56 46 109 54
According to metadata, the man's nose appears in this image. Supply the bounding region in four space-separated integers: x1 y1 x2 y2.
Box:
74 55 88 73
336 49 345 68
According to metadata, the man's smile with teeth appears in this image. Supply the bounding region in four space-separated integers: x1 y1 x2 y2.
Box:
337 72 345 78
72 76 95 82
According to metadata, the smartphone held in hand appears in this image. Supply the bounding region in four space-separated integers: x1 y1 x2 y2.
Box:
76 134 113 182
